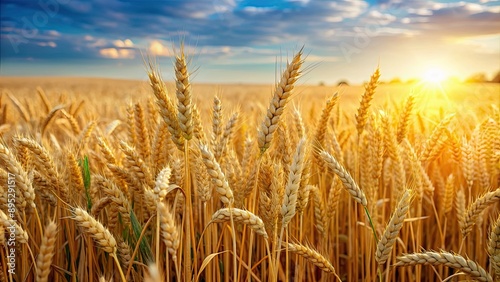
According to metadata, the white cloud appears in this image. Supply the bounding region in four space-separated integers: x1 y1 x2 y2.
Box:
113 39 134 47
242 6 275 14
325 16 343 23
100 48 135 59
407 8 433 16
367 10 397 24
401 17 411 24
149 40 170 56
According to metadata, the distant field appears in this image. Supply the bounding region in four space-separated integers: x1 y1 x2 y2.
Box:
1 76 498 119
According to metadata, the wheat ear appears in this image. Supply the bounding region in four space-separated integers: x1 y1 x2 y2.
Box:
462 187 500 237
375 189 411 265
355 67 380 135
319 150 368 206
134 103 152 160
154 166 175 201
40 105 64 137
293 108 306 139
488 215 500 276
396 251 492 282
258 48 303 153
312 185 328 235
61 109 81 134
96 136 117 165
419 113 455 163
215 112 239 161
281 138 306 228
199 144 234 205
396 93 415 143
117 240 133 269
145 263 161 282
314 93 339 147
192 104 206 141
91 197 112 217
0 210 28 244
72 207 117 254
174 46 193 140
36 221 58 282
158 202 180 261
147 60 184 150
287 242 338 276
456 188 466 230
36 86 52 113
120 141 154 188
211 207 268 239
94 175 132 225
16 137 67 202
0 143 35 210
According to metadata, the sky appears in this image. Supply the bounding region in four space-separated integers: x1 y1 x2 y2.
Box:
1 0 499 84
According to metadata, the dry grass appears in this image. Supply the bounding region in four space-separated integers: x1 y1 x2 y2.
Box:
0 48 499 281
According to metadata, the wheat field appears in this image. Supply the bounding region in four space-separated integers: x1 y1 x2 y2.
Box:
0 49 499 282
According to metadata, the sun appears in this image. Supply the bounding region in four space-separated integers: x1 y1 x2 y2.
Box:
415 66 452 105
422 68 447 84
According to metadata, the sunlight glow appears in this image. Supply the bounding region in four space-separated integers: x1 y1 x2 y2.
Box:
422 68 447 84
415 67 451 106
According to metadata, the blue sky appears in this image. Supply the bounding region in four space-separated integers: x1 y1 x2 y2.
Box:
1 0 499 84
